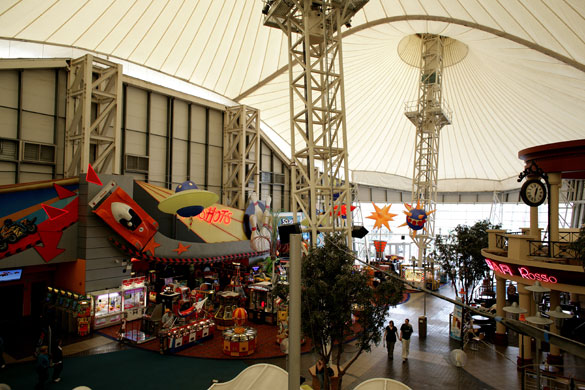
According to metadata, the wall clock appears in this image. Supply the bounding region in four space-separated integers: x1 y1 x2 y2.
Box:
520 179 547 207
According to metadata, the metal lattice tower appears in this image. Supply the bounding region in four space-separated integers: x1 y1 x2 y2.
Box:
263 0 367 245
405 34 451 262
65 54 122 176
222 105 260 209
489 191 503 226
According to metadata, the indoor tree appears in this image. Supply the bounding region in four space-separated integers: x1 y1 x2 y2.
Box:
432 219 501 305
301 232 404 389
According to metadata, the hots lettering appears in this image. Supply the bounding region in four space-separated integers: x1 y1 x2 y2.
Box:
484 258 558 284
196 207 232 225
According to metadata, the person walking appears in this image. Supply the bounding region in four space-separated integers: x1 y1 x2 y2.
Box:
399 318 414 362
35 345 50 389
383 320 399 359
52 338 63 383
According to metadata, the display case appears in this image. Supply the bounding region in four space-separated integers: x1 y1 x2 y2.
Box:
122 277 147 321
91 288 122 329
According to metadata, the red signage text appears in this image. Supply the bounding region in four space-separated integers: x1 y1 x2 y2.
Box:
484 258 558 284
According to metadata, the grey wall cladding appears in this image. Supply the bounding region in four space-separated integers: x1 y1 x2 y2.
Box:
79 173 134 293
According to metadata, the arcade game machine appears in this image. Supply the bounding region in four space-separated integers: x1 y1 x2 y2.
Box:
142 288 163 337
76 297 91 336
122 277 147 321
91 288 122 330
213 291 240 330
66 292 79 333
248 281 276 325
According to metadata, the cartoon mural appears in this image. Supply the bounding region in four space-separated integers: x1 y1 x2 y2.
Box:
0 180 79 263
87 176 268 264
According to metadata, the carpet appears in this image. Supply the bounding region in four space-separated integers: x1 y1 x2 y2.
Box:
98 320 315 360
0 348 247 390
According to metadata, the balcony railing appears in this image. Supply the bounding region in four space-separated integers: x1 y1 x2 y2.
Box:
528 240 576 260
495 234 508 251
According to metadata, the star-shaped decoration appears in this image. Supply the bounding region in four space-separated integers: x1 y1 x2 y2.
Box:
143 238 161 256
173 242 191 255
366 203 397 231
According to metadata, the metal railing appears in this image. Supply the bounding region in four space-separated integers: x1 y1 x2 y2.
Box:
495 234 508 250
525 368 585 389
528 240 576 260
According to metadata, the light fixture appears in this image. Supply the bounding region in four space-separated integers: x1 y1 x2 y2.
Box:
545 305 572 329
503 302 527 315
525 281 550 310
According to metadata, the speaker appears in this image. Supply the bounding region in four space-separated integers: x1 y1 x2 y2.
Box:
278 223 302 244
351 225 369 238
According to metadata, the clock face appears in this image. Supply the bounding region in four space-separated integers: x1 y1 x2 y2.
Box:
520 179 547 207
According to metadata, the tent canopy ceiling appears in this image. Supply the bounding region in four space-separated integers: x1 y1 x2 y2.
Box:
1 0 584 192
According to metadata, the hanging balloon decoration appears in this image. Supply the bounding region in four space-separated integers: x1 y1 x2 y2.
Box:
398 199 435 237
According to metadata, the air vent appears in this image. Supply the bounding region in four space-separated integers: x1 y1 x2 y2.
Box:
0 138 18 160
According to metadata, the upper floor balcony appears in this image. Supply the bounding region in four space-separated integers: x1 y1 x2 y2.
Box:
481 229 584 293
484 229 581 265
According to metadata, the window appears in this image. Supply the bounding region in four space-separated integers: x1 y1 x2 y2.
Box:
125 154 149 173
22 141 55 164
260 172 272 183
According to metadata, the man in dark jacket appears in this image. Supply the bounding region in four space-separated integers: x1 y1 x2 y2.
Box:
52 338 63 383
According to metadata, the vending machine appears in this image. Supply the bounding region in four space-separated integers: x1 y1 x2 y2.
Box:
91 288 122 329
122 277 147 321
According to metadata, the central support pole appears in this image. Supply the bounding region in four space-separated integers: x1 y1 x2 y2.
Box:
288 233 302 390
405 34 451 336
264 0 368 246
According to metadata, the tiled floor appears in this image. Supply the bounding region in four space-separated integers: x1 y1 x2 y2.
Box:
5 286 583 389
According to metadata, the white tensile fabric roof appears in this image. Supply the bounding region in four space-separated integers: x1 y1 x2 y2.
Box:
1 0 584 192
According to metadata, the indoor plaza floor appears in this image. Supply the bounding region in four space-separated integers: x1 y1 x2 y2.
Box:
2 286 584 390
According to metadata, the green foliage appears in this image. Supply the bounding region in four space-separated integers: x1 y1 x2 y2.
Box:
432 219 501 303
301 232 404 388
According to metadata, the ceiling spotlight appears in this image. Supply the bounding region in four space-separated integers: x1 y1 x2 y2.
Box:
345 20 352 28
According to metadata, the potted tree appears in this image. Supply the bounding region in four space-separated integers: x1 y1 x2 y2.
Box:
302 232 404 389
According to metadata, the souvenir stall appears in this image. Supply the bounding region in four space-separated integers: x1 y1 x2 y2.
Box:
91 288 123 330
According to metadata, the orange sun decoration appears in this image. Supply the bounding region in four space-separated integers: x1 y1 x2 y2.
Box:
366 203 397 231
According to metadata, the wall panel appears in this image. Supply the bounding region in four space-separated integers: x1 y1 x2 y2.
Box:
208 109 222 147
125 130 147 156
22 69 55 115
207 145 222 188
171 138 188 185
0 70 18 108
190 143 206 185
149 135 167 185
173 100 188 140
21 111 54 143
190 105 206 144
150 93 168 136
0 107 17 139
126 86 147 132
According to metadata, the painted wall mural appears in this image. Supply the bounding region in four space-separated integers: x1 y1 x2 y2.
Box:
88 174 269 265
0 179 79 264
